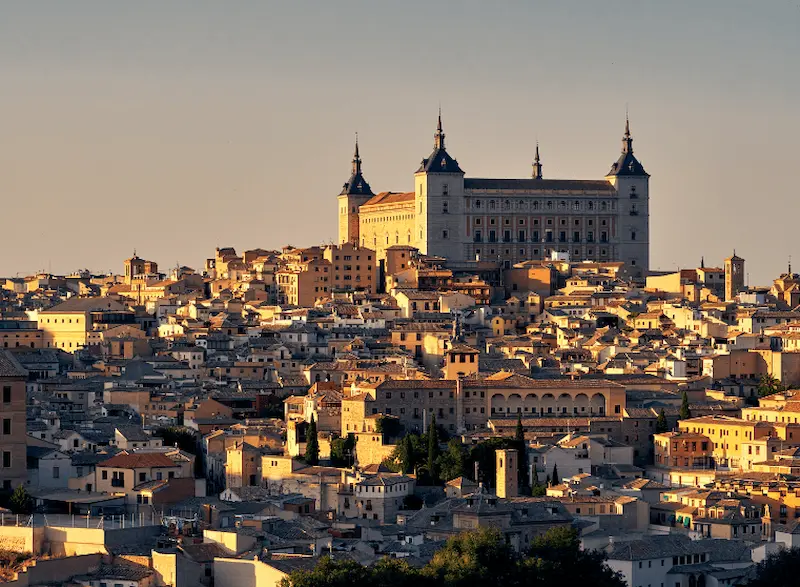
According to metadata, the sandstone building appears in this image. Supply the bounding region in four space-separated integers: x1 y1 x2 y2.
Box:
338 114 650 276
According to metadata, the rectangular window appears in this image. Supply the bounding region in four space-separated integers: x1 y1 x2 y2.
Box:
2 386 10 403
2 419 10 435
2 451 10 468
53 466 60 479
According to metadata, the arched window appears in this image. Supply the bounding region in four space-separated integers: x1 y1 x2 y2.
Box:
601 201 607 211
588 201 594 211
532 201 540 211
573 201 580 211
547 201 553 210
489 200 496 210
475 199 481 209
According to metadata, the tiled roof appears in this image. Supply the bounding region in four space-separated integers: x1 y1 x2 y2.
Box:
98 452 175 469
0 350 26 377
362 191 415 207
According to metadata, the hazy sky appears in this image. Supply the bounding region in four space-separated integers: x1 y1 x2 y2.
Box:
1 1 798 284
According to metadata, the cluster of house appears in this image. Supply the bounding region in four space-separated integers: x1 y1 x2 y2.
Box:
3 246 800 586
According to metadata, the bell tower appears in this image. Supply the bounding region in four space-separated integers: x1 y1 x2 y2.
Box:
338 135 374 245
414 110 465 260
606 117 650 277
495 448 518 498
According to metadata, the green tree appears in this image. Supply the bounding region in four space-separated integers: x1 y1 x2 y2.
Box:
330 434 356 468
280 556 370 587
427 415 441 484
437 438 467 482
9 485 32 515
523 526 625 587
423 527 518 587
375 415 403 440
742 546 800 587
467 437 518 487
655 408 668 433
515 414 529 491
551 462 559 486
679 391 692 420
304 415 319 466
758 374 786 398
531 466 546 496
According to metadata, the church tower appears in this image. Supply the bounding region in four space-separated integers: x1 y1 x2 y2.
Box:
414 111 465 260
495 448 518 498
606 118 650 277
338 136 374 245
725 251 745 301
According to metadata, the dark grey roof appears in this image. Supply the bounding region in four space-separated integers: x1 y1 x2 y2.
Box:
417 146 464 174
0 350 27 377
464 178 615 192
607 151 648 177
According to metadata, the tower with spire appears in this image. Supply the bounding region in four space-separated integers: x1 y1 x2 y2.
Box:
532 143 543 180
605 116 650 278
414 109 465 260
338 135 375 246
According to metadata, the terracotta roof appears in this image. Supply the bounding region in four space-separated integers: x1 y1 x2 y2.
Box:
362 191 415 207
98 453 176 469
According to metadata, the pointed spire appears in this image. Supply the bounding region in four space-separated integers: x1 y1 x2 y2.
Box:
532 142 543 180
434 107 446 150
622 116 633 154
789 255 793 276
352 132 362 175
701 256 705 269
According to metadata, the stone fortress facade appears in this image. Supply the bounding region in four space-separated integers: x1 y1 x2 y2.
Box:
337 113 650 276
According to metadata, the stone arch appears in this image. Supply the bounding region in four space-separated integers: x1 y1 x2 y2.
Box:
558 393 572 415
574 393 589 415
541 393 556 415
524 393 539 414
590 393 606 415
491 394 507 416
507 393 524 414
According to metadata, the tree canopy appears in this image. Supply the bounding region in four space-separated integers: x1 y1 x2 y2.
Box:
745 547 800 587
679 391 692 420
280 527 625 587
304 415 319 466
656 408 668 433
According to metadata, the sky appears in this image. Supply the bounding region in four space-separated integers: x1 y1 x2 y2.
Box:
0 1 798 284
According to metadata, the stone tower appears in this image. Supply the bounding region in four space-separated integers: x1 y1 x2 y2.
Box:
495 448 518 498
337 136 374 246
725 251 745 301
414 110 465 260
605 117 650 277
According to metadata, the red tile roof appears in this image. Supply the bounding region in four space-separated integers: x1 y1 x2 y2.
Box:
98 453 175 469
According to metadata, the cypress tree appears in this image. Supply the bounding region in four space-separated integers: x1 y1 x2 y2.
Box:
427 415 440 483
515 413 529 490
679 391 691 420
656 408 669 433
551 462 560 486
305 415 319 466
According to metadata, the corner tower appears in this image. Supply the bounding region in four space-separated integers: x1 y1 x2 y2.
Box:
338 136 374 245
606 118 650 277
414 110 465 260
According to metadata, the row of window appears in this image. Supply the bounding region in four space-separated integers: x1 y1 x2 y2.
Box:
473 229 610 243
472 199 616 212
474 217 609 227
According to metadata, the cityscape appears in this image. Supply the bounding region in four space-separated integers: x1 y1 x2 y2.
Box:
1 3 799 587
